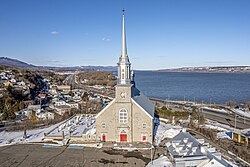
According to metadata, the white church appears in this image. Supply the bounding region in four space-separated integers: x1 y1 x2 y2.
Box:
95 11 155 144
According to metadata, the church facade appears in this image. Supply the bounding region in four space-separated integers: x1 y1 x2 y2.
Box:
95 12 155 144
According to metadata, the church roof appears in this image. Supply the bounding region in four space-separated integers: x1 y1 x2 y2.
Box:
132 86 155 118
167 131 204 158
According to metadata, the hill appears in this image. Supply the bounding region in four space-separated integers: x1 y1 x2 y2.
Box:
0 57 36 69
0 57 116 71
158 66 250 73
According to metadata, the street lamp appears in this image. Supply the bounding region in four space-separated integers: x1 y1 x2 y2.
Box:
234 113 239 130
151 145 154 165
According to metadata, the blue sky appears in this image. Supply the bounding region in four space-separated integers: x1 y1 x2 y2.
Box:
0 0 249 70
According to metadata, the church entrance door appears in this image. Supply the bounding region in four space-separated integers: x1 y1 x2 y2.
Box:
120 134 127 142
102 135 106 141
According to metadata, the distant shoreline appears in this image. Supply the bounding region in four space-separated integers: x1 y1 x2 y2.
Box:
157 66 250 73
156 70 250 74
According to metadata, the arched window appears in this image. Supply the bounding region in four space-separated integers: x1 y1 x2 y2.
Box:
119 109 128 123
122 74 124 79
101 122 106 129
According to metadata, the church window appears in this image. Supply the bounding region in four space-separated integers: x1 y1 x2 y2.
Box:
126 67 128 79
101 122 106 129
119 109 128 123
122 73 125 79
122 69 124 72
143 123 147 129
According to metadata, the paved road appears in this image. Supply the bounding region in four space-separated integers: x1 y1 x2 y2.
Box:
0 144 150 167
202 108 250 130
63 74 75 86
151 98 250 130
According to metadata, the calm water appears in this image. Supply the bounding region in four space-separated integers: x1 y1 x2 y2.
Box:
134 71 250 104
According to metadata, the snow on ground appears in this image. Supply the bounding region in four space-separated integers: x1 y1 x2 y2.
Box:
241 128 250 135
201 124 228 131
0 120 65 146
202 107 228 113
146 155 173 167
154 121 182 145
217 131 231 139
202 120 250 139
47 115 96 137
232 109 250 119
159 118 169 123
205 120 236 132
0 115 96 147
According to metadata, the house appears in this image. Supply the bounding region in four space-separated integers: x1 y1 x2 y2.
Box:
49 88 58 95
36 111 55 120
23 110 33 118
39 93 46 99
0 72 8 80
23 100 33 106
56 85 71 92
95 12 155 144
72 95 81 102
54 106 71 115
166 130 232 167
10 78 16 83
67 102 79 109
24 105 41 119
3 81 12 87
16 81 25 86
55 100 67 106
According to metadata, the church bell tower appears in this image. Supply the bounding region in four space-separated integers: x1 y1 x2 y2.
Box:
117 10 131 85
116 10 133 101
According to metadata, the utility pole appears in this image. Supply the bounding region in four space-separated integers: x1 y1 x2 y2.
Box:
201 101 204 112
234 113 237 130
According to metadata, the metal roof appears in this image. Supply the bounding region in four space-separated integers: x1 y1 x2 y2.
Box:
132 86 155 118
167 131 204 158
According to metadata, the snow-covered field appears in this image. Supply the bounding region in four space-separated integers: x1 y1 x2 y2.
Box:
47 115 96 137
0 120 64 146
0 115 96 147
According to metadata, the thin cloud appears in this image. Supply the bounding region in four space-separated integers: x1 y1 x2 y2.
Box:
102 37 110 42
34 59 63 65
50 31 59 35
206 61 233 64
48 60 62 63
81 58 95 62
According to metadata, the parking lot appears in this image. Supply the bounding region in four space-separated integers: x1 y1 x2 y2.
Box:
0 144 153 167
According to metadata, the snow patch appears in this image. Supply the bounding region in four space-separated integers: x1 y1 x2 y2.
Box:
146 155 173 167
154 121 182 145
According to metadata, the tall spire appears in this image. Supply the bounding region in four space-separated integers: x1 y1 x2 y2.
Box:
117 9 131 85
121 8 127 58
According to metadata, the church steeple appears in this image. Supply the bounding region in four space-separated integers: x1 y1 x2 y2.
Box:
117 9 131 85
121 9 128 60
